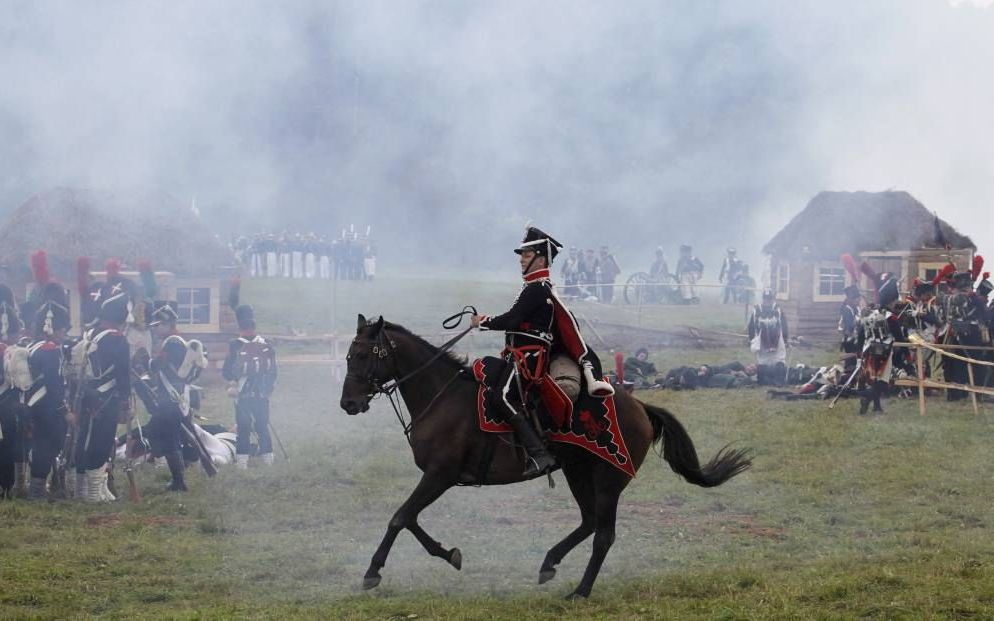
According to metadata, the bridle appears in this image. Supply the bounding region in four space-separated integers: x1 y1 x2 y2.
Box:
345 307 476 444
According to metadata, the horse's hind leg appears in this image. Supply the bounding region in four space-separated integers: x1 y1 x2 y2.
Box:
363 472 455 589
566 471 623 599
539 465 595 584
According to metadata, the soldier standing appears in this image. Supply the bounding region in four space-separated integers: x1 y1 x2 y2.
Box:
0 284 27 498
747 289 788 385
719 248 742 304
676 245 704 304
839 285 862 360
21 252 72 500
223 280 278 469
598 246 621 304
73 273 133 502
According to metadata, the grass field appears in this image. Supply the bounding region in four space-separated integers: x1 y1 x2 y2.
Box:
3 277 994 619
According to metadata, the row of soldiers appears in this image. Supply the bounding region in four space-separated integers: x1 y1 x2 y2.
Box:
838 254 993 413
232 229 376 281
0 252 278 501
559 246 622 302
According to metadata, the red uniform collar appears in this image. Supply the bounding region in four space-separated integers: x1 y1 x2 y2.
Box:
523 268 551 283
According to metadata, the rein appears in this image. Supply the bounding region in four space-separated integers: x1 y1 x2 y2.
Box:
353 307 477 444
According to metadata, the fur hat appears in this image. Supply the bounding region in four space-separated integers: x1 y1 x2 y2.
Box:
99 260 139 325
28 251 71 336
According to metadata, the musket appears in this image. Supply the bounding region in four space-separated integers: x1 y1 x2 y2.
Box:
268 420 289 462
828 357 863 409
54 344 90 497
180 418 218 478
132 368 217 478
124 407 141 504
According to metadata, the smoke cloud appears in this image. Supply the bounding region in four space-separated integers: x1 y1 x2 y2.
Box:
1 0 991 274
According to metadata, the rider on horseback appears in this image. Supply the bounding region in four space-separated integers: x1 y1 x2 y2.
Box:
471 226 614 477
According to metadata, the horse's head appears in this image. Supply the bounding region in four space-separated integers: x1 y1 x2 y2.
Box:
340 313 393 415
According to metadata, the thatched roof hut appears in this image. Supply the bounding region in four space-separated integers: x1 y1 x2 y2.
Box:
763 190 974 340
763 191 975 260
0 187 235 283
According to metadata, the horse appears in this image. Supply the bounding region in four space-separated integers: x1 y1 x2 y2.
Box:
339 314 752 599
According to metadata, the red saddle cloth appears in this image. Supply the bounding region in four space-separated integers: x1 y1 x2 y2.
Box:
471 358 636 478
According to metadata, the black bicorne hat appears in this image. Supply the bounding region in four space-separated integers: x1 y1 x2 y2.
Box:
877 273 900 308
844 285 861 299
0 284 24 341
149 300 179 327
514 226 563 263
913 281 935 299
952 271 974 291
977 279 993 298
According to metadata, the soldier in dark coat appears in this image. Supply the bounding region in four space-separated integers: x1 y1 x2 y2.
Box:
21 252 73 500
73 275 133 502
222 280 278 469
0 284 27 498
839 285 862 365
472 227 613 477
135 335 207 491
623 348 659 389
747 289 788 385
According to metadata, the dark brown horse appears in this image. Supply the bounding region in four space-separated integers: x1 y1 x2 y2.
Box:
340 315 751 598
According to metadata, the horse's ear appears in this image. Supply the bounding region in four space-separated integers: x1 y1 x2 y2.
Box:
373 316 385 332
357 314 367 331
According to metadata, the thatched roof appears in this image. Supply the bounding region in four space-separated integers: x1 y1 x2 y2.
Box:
763 191 974 260
0 187 235 282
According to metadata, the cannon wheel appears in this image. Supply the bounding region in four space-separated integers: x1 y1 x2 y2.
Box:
624 272 653 305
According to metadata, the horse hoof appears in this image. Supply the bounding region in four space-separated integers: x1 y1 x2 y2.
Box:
538 569 556 584
564 589 588 601
448 548 462 571
362 575 381 590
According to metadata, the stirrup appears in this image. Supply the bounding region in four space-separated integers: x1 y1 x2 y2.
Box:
522 454 555 478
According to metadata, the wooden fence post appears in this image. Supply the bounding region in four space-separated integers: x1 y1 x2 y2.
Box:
967 362 980 417
916 344 926 417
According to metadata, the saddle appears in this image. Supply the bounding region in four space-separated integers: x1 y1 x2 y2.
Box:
471 357 636 478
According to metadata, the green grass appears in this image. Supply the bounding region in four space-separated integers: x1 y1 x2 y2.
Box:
4 277 994 619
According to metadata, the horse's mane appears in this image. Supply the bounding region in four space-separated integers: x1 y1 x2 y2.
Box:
383 321 472 373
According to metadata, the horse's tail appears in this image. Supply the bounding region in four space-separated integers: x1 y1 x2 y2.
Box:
640 401 751 488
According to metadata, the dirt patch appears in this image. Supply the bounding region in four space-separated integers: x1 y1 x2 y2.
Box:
85 513 191 528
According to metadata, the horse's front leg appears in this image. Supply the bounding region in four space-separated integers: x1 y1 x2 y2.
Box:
363 471 457 589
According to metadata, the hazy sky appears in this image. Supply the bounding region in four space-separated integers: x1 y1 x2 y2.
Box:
1 0 992 275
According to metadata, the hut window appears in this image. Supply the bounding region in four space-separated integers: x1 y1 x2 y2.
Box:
176 287 211 324
817 267 846 296
775 263 789 299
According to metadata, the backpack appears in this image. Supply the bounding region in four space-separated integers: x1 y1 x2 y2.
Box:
3 342 34 391
67 329 115 381
235 337 275 380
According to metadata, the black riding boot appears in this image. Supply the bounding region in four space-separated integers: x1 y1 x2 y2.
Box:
506 413 555 477
165 452 188 492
